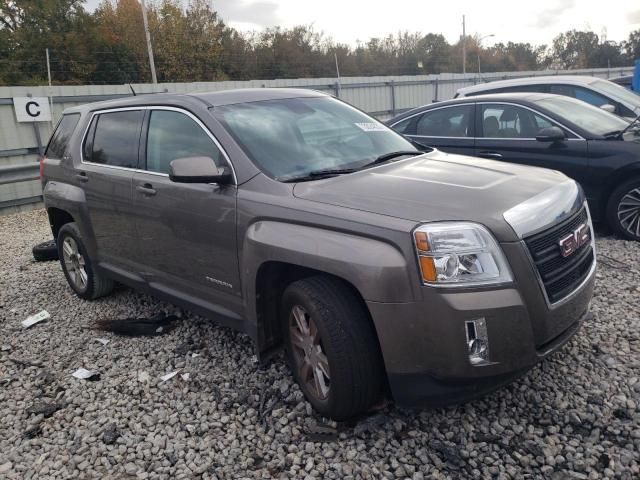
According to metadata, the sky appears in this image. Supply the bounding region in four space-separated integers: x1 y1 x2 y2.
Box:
87 0 640 47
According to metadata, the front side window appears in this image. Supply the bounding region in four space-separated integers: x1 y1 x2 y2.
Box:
213 96 415 180
46 113 80 159
146 110 224 174
480 104 555 139
409 105 473 137
535 96 629 136
84 110 144 168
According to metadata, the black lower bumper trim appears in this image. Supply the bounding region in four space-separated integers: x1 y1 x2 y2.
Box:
389 368 531 409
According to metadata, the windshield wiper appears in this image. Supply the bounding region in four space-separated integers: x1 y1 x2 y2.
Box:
361 150 422 168
603 130 623 138
278 168 357 183
616 113 640 139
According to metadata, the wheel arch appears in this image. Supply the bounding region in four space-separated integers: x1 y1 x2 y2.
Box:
602 162 640 213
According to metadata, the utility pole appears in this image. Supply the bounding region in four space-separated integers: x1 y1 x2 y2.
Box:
462 15 466 75
334 52 341 97
140 0 157 84
45 48 54 125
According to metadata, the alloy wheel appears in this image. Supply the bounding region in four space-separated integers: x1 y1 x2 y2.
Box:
617 187 640 238
289 305 331 400
62 236 88 290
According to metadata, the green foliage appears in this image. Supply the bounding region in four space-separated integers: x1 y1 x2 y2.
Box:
0 1 637 86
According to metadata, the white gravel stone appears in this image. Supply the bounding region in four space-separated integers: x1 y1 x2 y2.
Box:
0 209 639 479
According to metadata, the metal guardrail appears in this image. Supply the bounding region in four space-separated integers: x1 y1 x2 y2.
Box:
0 162 40 186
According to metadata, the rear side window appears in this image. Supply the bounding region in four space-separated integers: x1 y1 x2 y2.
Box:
45 113 80 159
83 110 144 168
414 105 473 137
145 110 223 174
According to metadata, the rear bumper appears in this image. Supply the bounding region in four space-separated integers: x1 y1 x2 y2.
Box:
367 260 595 407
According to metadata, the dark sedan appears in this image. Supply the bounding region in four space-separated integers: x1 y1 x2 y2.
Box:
387 93 640 241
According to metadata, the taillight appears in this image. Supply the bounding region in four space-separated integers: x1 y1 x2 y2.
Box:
39 157 45 179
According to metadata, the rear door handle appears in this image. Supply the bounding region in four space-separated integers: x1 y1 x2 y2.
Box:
478 151 503 159
136 183 157 196
74 173 88 183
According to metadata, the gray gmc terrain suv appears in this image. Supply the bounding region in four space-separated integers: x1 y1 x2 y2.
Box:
42 89 596 420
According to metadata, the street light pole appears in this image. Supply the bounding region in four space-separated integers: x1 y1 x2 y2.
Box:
477 34 495 75
140 0 157 84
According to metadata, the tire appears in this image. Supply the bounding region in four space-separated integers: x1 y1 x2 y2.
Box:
57 222 114 300
606 178 640 241
32 240 59 262
281 275 382 420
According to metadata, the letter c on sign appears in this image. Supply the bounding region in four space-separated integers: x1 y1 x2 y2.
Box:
26 101 41 118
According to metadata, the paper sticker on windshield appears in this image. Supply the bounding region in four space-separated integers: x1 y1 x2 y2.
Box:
355 122 387 132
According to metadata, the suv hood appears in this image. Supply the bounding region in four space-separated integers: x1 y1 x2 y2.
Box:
293 150 573 242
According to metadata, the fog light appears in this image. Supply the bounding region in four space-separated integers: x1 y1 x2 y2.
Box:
465 318 491 366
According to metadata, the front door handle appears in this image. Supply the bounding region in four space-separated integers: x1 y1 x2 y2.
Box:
136 183 157 196
478 151 503 159
74 173 88 183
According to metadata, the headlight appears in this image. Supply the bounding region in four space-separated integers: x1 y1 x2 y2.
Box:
413 222 512 286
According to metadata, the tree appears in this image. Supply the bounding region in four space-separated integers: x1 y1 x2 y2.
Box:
625 29 640 61
548 30 600 69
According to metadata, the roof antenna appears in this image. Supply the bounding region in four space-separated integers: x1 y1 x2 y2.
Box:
129 84 137 96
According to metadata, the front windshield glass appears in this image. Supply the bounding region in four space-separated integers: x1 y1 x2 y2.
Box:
213 96 416 180
593 79 640 113
535 96 630 136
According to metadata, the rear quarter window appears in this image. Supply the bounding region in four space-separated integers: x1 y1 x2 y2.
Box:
45 113 80 159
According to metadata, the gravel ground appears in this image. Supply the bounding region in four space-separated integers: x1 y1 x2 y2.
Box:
0 209 639 480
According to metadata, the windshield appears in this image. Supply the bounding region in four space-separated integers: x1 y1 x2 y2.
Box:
213 96 416 180
592 79 640 113
535 96 630 136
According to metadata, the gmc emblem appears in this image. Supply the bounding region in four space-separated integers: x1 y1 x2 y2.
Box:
559 223 590 258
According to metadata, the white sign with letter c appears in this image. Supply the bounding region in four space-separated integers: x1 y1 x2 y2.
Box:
13 97 52 122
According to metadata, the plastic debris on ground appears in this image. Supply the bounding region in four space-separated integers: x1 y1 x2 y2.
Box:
71 368 100 381
160 370 179 382
94 338 110 346
22 310 50 328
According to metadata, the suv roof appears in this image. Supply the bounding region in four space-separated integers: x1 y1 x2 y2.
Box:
64 88 327 114
457 75 600 96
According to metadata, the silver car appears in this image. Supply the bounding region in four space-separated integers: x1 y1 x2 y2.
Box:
456 75 640 120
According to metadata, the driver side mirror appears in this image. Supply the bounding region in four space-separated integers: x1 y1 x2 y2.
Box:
600 104 616 114
169 156 232 184
536 126 566 143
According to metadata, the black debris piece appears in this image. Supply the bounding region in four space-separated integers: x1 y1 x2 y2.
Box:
101 423 120 445
23 424 43 439
306 421 339 442
430 440 465 469
26 402 64 418
95 313 178 336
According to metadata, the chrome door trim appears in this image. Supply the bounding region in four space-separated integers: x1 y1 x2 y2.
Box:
78 105 238 184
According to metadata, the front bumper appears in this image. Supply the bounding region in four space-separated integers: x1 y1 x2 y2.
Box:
367 257 595 407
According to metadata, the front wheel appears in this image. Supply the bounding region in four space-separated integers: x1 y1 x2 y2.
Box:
57 222 114 300
607 178 640 241
281 276 382 420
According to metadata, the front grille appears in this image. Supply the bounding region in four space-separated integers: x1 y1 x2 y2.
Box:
524 207 594 304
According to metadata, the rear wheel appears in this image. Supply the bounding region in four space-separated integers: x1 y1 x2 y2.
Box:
607 178 640 241
281 276 382 420
57 223 114 300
